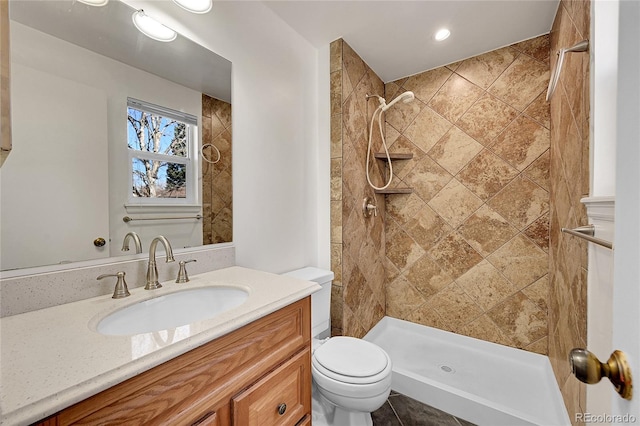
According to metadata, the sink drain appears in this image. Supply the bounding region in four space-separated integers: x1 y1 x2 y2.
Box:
439 364 455 373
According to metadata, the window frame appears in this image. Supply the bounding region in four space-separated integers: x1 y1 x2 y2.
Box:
126 98 198 206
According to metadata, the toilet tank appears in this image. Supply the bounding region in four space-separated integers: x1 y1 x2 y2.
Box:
282 267 334 338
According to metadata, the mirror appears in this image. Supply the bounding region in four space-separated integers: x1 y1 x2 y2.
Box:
0 0 232 272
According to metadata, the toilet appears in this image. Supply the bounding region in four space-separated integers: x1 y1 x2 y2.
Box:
283 267 392 426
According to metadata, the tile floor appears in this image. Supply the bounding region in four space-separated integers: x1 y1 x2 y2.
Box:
372 392 476 426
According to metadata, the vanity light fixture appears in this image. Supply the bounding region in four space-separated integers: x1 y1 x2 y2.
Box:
77 0 109 6
172 0 212 14
132 10 177 43
434 28 451 42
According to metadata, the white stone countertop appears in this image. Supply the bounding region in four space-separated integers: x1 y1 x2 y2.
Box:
0 266 320 426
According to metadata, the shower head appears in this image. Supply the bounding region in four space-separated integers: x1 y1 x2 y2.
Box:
381 91 415 112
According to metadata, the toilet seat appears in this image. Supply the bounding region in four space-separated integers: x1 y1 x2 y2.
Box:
312 336 391 384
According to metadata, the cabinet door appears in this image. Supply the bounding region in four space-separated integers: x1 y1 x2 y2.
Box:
187 402 230 426
295 415 311 426
34 416 58 426
191 411 217 426
232 348 310 426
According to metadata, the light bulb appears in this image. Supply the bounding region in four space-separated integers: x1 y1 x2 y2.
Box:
172 0 212 14
435 28 451 42
77 0 109 6
132 10 177 43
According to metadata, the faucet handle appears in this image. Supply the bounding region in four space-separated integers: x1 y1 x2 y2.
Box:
97 271 131 299
176 259 197 283
362 197 378 218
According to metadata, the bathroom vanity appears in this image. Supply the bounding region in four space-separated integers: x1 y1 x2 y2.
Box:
37 299 311 426
0 267 319 426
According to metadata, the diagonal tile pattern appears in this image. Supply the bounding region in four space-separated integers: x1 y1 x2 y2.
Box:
547 0 590 421
427 126 484 175
455 46 519 89
330 34 553 355
382 34 551 352
428 74 484 122
202 95 233 244
330 39 386 338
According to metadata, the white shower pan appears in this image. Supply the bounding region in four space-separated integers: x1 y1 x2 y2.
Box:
364 317 570 426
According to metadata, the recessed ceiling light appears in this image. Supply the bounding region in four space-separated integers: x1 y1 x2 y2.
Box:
172 0 212 14
434 28 451 42
77 0 109 6
132 10 177 43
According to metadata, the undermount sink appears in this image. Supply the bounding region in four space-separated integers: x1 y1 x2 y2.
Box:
96 286 249 336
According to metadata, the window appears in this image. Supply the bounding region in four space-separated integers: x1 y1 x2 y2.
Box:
126 98 197 205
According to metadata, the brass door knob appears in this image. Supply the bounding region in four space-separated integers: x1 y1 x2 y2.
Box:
94 237 106 247
569 348 633 400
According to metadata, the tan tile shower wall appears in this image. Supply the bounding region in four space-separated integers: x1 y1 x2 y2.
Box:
383 35 551 354
548 0 590 423
202 95 232 245
330 39 387 338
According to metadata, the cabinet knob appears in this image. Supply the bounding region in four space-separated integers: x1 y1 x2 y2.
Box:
277 403 287 415
94 237 106 247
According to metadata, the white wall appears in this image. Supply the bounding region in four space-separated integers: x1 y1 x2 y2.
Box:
584 197 615 416
316 43 331 270
125 1 326 273
586 0 619 415
591 0 619 197
612 0 640 418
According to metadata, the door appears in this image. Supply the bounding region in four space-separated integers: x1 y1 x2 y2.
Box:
0 60 110 269
611 0 640 418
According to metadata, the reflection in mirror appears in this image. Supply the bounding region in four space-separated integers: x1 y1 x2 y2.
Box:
0 0 232 272
202 95 233 244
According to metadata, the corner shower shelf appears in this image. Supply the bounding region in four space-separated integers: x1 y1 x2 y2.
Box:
374 188 413 194
373 152 414 194
374 153 414 160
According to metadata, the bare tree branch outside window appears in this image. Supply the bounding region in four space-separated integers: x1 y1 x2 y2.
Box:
127 107 188 199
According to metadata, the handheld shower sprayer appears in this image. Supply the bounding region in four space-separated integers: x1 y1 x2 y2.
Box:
365 91 415 112
365 91 415 191
381 91 415 112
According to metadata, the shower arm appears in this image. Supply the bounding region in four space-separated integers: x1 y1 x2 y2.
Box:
365 94 386 107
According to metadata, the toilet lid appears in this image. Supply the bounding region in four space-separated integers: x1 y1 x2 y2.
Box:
313 336 389 378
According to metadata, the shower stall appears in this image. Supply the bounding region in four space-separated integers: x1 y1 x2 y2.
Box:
329 26 583 423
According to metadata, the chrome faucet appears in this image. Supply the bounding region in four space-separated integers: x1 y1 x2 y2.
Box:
145 236 175 290
121 232 143 254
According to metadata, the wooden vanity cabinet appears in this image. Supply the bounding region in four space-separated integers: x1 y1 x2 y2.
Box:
232 348 310 425
35 297 311 426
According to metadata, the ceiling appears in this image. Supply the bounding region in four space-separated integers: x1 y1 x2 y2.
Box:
9 0 232 102
264 1 560 82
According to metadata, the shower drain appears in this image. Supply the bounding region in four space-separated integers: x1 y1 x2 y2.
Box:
439 364 456 374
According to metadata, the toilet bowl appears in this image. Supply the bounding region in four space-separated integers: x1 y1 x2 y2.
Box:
282 268 392 426
312 336 392 426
